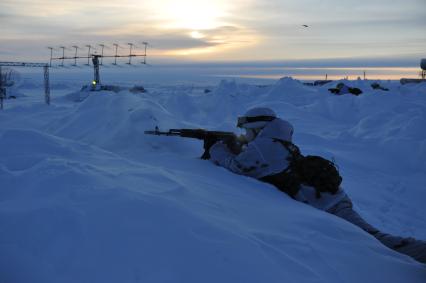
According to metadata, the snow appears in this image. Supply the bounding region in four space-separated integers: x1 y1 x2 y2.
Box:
0 69 425 283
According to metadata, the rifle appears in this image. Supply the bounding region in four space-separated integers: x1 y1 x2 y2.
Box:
144 126 244 159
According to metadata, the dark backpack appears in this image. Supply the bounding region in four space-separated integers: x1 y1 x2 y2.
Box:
293 155 342 198
260 140 342 198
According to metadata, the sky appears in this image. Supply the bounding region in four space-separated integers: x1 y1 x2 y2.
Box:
1 0 425 64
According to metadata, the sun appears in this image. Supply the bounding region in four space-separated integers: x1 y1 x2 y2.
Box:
190 31 205 39
155 0 227 30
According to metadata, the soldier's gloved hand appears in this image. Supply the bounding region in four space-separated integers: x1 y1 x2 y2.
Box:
209 141 234 164
220 136 241 155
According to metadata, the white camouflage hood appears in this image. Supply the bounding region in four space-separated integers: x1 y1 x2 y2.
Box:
258 118 294 142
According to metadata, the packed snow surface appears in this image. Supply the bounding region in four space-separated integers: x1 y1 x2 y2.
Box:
1 73 426 283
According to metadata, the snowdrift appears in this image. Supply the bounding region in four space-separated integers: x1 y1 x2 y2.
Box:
0 77 425 283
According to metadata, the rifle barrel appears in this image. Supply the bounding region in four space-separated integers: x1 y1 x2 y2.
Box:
144 130 180 136
144 128 237 140
144 128 245 158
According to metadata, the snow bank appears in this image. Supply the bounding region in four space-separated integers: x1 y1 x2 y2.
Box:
46 91 200 157
1 76 425 282
1 128 424 283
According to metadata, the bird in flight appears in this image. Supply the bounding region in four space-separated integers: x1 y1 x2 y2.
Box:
302 24 309 28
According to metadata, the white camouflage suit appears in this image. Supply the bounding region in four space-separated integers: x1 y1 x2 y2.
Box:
210 117 426 264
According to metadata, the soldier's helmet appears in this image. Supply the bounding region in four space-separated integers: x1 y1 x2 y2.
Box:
237 107 277 129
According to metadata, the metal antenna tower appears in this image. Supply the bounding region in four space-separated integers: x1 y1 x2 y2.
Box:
48 47 54 67
99 44 105 65
127 43 134 65
92 55 101 85
85 45 93 65
0 66 4 109
49 41 148 90
0 62 50 107
60 46 66 67
113 43 119 65
142 42 148 64
72 45 80 66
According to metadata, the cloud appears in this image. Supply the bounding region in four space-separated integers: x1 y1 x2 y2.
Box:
237 0 426 32
0 11 15 21
0 50 15 55
136 34 219 50
1 0 425 61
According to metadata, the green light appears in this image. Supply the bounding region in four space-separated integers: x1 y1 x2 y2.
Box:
92 80 97 85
